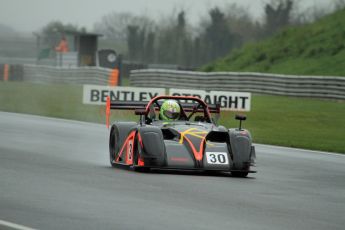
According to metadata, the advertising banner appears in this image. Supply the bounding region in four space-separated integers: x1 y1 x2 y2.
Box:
83 85 166 105
169 88 251 111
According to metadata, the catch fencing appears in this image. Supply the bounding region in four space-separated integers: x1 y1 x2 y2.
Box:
130 69 345 100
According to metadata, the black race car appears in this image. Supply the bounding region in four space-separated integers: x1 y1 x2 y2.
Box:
106 95 256 177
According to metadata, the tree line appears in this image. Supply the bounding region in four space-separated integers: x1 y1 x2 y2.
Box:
40 0 345 68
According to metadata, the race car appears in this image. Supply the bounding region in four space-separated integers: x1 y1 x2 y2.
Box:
106 95 256 177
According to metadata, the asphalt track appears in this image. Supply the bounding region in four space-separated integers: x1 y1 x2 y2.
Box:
0 112 344 230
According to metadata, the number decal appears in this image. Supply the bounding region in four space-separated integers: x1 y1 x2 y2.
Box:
218 154 226 163
127 139 133 163
206 152 229 165
209 154 217 163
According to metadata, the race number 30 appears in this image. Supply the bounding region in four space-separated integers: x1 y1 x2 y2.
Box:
206 152 229 165
127 139 133 162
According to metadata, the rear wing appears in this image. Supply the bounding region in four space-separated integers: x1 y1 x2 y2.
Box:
106 97 148 128
107 99 220 112
109 100 147 110
106 96 220 128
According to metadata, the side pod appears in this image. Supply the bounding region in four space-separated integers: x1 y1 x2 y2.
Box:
228 128 253 170
138 126 166 167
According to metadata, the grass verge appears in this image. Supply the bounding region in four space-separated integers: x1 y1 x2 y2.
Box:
203 9 345 77
1 82 344 153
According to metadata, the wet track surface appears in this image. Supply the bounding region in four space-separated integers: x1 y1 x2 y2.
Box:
0 112 344 230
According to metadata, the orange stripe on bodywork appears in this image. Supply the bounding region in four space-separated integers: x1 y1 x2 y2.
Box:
137 132 145 166
138 157 145 166
179 128 207 144
184 136 206 162
116 131 136 164
179 128 207 162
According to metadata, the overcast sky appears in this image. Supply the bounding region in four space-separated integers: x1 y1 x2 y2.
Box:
1 0 331 32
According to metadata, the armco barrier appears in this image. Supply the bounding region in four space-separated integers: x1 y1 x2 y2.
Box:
0 64 24 81
22 65 112 85
130 69 345 100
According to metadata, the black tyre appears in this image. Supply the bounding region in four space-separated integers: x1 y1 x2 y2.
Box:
231 171 248 177
109 126 119 167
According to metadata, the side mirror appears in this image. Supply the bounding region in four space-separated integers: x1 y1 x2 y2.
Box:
235 114 247 130
135 109 146 126
235 114 247 121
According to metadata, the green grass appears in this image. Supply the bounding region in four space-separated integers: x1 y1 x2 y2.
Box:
221 95 345 153
1 82 344 153
203 8 345 76
0 82 135 124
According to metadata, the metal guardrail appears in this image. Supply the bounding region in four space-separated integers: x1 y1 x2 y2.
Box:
22 65 112 85
130 69 345 100
0 56 37 65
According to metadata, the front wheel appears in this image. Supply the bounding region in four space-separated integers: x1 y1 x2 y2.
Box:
109 127 118 167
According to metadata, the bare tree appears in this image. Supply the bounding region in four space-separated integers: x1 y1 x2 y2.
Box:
334 0 345 10
199 7 236 63
93 12 154 41
264 0 294 35
155 10 194 65
223 3 262 43
292 2 334 25
40 21 83 50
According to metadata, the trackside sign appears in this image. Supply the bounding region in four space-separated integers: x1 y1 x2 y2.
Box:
82 85 251 111
170 88 251 111
83 85 165 105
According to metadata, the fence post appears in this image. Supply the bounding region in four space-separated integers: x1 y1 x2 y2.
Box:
108 68 119 86
3 64 9 81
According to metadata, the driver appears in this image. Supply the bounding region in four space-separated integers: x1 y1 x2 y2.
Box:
159 100 181 121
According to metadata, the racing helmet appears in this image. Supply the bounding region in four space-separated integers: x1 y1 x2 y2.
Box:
160 100 181 121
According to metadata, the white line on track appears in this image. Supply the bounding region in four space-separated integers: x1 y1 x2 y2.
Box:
254 143 345 157
0 220 37 230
